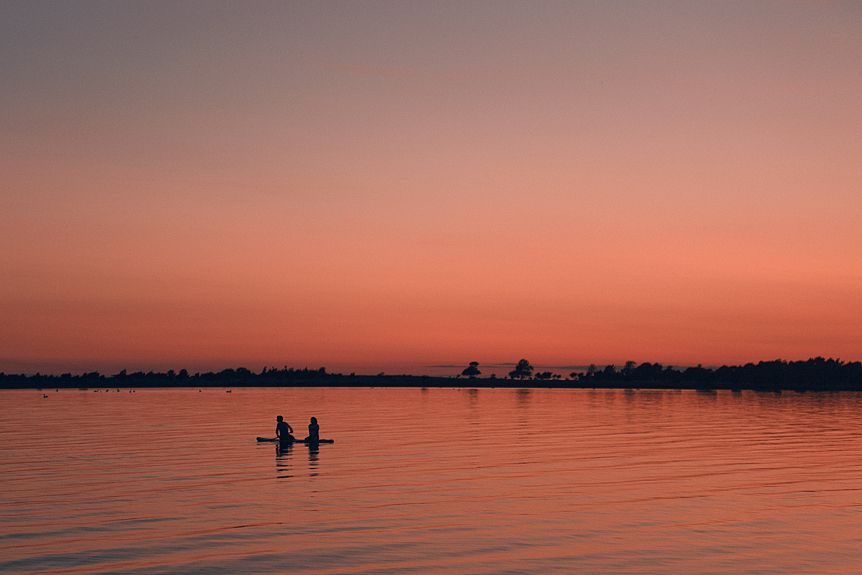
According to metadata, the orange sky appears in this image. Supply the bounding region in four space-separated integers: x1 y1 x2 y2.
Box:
2 1 860 375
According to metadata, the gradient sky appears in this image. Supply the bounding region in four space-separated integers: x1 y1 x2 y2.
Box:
2 1 861 376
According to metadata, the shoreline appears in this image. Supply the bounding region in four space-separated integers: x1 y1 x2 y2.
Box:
4 358 860 391
3 372 862 392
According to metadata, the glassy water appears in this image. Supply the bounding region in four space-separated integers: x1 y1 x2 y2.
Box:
2 387 861 574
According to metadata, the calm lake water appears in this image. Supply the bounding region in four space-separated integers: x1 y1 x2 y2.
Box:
2 387 862 574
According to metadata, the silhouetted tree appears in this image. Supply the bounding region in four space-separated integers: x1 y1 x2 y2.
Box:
461 362 481 378
509 359 534 380
632 362 663 381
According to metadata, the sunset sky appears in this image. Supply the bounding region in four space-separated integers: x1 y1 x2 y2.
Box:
2 1 860 376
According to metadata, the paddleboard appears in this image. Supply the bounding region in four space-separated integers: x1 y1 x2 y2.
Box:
257 437 334 444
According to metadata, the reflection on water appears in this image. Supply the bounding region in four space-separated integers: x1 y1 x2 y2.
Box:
276 442 293 479
306 442 320 477
2 387 862 574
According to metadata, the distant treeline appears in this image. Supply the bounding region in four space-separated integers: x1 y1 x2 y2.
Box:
564 357 862 391
0 366 339 389
2 358 861 391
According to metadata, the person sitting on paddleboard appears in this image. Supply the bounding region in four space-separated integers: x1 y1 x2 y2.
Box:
306 417 319 442
276 415 294 442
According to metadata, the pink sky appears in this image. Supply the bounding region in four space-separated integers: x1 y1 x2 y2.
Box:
2 1 860 375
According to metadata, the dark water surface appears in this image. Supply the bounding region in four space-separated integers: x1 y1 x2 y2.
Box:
2 387 861 574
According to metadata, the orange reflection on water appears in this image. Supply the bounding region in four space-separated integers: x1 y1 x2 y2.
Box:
2 387 861 574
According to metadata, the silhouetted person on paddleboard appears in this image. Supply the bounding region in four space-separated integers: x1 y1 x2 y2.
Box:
276 415 294 442
306 417 319 442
